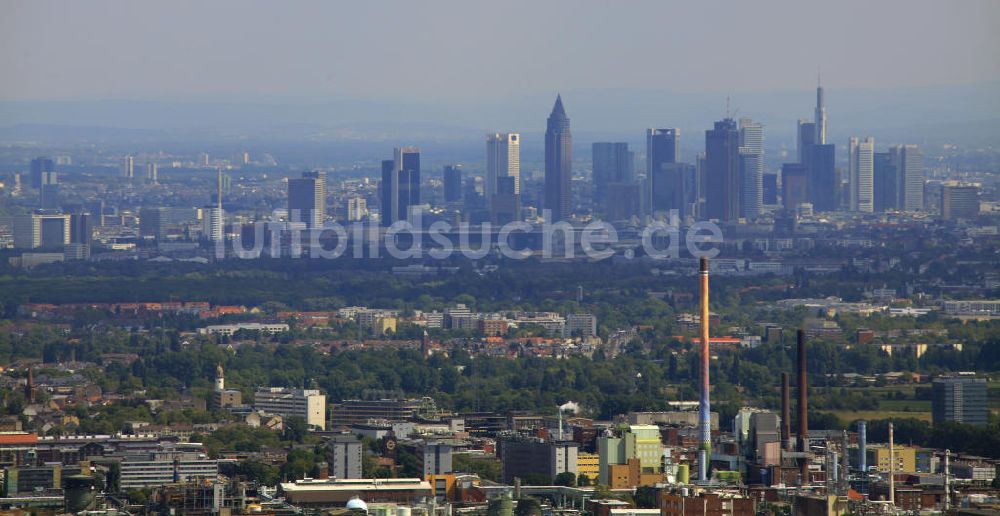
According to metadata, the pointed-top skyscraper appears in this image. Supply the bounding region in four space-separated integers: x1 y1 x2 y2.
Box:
545 94 572 222
814 75 827 145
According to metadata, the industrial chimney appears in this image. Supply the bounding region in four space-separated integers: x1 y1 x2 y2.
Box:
797 329 809 484
858 420 867 474
698 256 711 482
781 372 791 451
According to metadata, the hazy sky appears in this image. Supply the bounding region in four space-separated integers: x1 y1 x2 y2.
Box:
2 0 999 103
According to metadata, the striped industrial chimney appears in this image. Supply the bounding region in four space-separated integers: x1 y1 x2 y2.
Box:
698 257 711 482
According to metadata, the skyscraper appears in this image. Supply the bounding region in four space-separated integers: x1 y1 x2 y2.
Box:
762 173 778 206
814 81 827 145
738 118 764 219
13 213 71 249
544 95 572 222
379 148 421 226
873 152 898 212
380 160 395 226
646 128 680 172
146 162 158 182
781 164 808 212
140 207 170 240
443 165 463 206
346 196 368 222
807 144 837 212
29 157 55 189
646 128 680 215
40 183 60 210
397 146 421 221
796 120 816 165
651 163 695 218
891 145 924 211
70 213 94 246
205 168 225 241
486 133 520 207
704 118 740 221
849 137 875 213
123 155 135 179
592 142 634 210
288 171 327 228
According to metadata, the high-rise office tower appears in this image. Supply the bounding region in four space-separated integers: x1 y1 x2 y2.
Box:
814 81 827 145
704 118 741 221
123 155 135 179
146 162 158 182
647 128 680 171
939 182 980 220
544 95 572 222
140 207 170 240
40 184 60 210
873 152 898 212
849 137 874 212
346 196 367 222
891 144 924 211
29 157 55 189
646 128 679 215
650 163 696 219
70 213 94 246
739 118 764 219
605 183 641 221
781 164 808 212
762 173 778 205
380 160 395 226
288 171 327 228
807 144 837 212
592 142 634 209
398 146 421 213
443 165 463 205
204 168 225 241
796 120 816 165
13 213 71 249
486 133 520 208
380 147 421 226
932 377 988 426
490 176 521 225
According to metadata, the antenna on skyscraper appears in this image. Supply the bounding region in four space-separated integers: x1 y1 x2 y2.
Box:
725 96 731 119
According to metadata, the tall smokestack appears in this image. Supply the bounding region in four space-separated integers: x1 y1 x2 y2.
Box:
889 422 895 506
698 256 711 482
797 329 809 484
781 372 791 450
943 449 950 512
858 420 867 474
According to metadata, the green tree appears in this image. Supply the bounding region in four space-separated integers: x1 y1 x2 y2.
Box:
553 471 576 487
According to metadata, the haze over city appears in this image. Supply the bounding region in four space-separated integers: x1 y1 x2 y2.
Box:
0 2 999 515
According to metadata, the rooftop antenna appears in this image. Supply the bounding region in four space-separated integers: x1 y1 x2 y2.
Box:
725 96 731 119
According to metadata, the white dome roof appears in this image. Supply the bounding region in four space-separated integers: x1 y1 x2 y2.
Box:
346 498 368 511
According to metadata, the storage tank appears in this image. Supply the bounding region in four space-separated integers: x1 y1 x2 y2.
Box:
677 464 690 484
